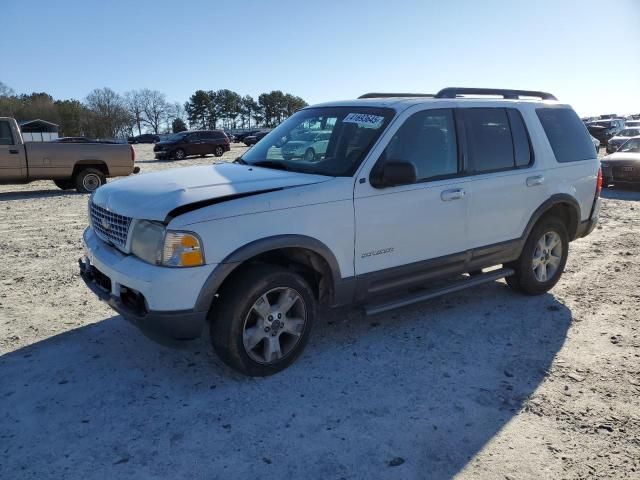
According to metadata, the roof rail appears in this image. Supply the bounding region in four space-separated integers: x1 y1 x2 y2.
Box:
435 87 557 101
358 92 435 99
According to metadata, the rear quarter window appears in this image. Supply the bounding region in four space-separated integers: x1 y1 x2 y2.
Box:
536 108 595 162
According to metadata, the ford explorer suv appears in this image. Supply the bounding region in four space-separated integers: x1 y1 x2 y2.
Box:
80 87 602 376
0 117 137 192
153 130 230 160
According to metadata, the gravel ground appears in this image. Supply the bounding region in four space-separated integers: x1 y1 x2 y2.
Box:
0 144 638 479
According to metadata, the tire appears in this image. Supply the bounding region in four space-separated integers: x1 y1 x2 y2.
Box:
214 146 224 157
304 148 315 162
209 264 316 376
506 216 569 295
53 179 74 190
74 168 106 193
172 148 186 160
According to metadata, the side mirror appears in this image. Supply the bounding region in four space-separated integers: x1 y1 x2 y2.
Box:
371 161 417 188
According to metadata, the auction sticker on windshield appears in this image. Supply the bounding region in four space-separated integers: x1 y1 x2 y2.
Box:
343 113 385 129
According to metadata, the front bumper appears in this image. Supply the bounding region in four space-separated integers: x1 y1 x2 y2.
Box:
81 228 215 340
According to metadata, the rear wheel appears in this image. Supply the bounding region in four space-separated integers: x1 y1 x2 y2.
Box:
74 168 105 193
214 146 224 157
53 179 74 190
506 216 569 295
209 264 316 376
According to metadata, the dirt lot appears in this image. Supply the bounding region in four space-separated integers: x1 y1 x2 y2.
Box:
0 144 638 479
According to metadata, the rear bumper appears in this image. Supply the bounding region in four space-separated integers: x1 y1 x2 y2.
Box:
576 197 601 239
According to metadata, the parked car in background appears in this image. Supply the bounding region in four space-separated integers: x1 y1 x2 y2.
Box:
601 136 640 186
624 120 640 128
243 130 270 146
54 136 117 144
606 127 640 153
1 117 137 193
79 87 601 376
128 134 160 144
587 119 625 146
281 130 332 161
153 130 230 160
234 130 261 143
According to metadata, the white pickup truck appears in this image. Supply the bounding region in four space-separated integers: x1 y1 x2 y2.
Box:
80 87 601 376
0 117 137 192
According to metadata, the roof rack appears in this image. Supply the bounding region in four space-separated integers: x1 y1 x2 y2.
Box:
435 87 557 101
358 92 435 99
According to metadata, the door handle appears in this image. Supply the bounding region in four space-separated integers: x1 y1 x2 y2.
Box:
526 175 544 187
9 149 19 154
441 188 466 201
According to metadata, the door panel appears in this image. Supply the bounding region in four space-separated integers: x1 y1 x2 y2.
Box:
354 108 467 275
0 120 27 181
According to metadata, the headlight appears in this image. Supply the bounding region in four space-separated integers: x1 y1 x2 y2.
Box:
130 220 165 264
162 231 205 267
130 222 204 267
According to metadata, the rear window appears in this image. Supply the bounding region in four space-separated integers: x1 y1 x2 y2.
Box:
536 108 595 162
0 121 14 145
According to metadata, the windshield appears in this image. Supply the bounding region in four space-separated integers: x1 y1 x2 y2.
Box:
619 129 640 137
166 132 187 141
239 107 395 176
619 138 640 153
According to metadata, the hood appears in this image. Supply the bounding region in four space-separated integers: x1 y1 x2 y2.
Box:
91 163 332 221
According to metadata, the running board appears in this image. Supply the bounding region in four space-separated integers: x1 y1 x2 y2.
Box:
365 268 514 316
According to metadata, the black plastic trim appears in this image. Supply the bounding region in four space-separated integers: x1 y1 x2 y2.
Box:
194 235 345 311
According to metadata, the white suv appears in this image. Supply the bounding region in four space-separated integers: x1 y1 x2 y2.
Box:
80 87 602 376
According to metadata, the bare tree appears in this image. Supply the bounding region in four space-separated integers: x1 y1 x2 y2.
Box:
124 90 145 135
85 87 132 138
0 81 14 97
140 89 169 134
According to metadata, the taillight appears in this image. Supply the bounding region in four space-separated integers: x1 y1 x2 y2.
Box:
130 145 136 162
596 167 602 196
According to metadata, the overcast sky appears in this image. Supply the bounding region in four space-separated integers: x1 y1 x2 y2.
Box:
3 0 639 116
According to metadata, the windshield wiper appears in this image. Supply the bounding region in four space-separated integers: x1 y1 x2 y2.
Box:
252 160 291 171
233 157 247 165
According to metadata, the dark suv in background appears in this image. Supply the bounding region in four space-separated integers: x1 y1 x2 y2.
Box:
587 119 625 146
154 130 230 160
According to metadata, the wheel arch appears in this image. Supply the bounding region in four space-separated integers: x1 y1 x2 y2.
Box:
523 194 581 242
195 235 344 314
73 160 109 177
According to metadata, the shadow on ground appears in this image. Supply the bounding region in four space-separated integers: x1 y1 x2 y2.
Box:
0 189 81 201
0 281 571 479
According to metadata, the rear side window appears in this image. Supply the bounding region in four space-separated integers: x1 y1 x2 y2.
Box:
536 108 595 162
0 121 14 145
462 108 516 173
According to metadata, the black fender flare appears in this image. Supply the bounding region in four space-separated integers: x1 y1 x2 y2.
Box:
194 234 343 312
521 194 581 243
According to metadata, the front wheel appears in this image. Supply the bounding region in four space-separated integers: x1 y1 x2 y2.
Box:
74 168 105 193
209 264 316 376
172 148 186 160
304 148 315 162
506 216 569 295
214 146 224 157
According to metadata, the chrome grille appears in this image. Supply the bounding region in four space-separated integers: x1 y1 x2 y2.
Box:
90 202 132 250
